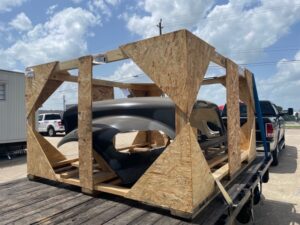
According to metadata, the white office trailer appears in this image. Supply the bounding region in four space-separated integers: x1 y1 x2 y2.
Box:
0 69 26 158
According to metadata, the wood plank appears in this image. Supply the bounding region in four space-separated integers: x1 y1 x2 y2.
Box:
58 177 81 187
94 184 130 196
208 155 228 169
50 200 118 225
8 193 92 225
50 71 158 91
78 56 94 191
103 207 147 225
210 51 226 67
53 158 79 168
93 172 117 184
34 198 106 224
213 164 229 181
84 203 131 225
105 48 129 62
59 169 79 179
226 59 241 177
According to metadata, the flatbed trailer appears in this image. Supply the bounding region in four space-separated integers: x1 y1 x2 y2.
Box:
0 153 271 225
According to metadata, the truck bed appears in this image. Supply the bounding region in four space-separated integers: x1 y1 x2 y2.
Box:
0 154 270 225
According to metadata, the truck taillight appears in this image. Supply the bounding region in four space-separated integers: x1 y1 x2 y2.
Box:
265 123 274 138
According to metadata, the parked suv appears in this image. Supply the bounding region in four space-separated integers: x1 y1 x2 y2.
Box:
38 113 65 136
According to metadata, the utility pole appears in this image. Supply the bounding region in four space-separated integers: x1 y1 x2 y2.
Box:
63 94 66 111
157 18 163 35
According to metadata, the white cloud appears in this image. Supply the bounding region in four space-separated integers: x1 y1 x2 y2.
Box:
0 0 26 12
9 12 32 31
46 4 58 15
88 0 121 17
107 61 147 82
258 51 300 110
0 7 100 69
126 0 214 38
124 0 300 63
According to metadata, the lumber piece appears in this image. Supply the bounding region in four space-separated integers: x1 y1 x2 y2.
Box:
53 158 79 168
121 29 213 117
126 124 215 214
26 127 57 180
94 184 130 196
25 62 58 117
78 56 93 191
210 51 226 67
226 59 241 177
59 169 79 179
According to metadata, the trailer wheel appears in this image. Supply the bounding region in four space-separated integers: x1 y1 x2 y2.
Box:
236 200 252 224
253 186 261 205
262 169 269 183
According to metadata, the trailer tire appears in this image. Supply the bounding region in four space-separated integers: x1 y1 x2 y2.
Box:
262 169 269 183
253 186 261 205
236 200 252 224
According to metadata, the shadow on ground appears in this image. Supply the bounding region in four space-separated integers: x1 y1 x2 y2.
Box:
271 145 298 174
254 196 300 225
0 155 26 168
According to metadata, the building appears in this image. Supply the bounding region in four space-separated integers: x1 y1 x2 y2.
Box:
0 69 26 158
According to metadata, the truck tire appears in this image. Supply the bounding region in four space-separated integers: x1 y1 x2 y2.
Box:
253 186 261 205
271 145 279 166
47 126 56 137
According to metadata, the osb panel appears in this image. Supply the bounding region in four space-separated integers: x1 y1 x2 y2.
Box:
127 124 215 213
92 85 114 101
27 126 57 180
78 56 93 190
35 132 66 166
25 62 57 117
226 59 241 177
121 29 213 117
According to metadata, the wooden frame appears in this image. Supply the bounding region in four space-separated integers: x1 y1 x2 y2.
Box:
25 29 256 218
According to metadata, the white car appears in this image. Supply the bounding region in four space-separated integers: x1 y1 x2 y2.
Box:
38 113 65 136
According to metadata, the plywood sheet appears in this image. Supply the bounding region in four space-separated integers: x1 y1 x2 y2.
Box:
27 127 57 180
226 59 241 177
121 30 213 118
127 123 215 213
25 62 57 117
78 56 93 190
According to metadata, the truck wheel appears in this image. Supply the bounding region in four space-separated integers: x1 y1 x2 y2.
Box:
236 200 252 224
47 127 56 137
271 146 279 166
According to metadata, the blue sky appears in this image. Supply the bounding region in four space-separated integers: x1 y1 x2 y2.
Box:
0 0 299 110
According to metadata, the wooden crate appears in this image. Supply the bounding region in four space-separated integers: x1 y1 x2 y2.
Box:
25 29 256 218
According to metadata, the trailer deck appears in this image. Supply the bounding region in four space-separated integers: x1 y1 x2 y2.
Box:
0 154 271 225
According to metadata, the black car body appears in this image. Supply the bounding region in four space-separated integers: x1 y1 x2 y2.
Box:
59 97 226 184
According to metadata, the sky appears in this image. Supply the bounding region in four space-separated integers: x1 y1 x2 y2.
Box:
0 0 299 111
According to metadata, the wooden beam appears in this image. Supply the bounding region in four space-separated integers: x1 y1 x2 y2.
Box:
78 56 94 191
202 76 226 86
50 71 158 91
94 184 130 196
105 49 129 62
211 51 226 67
226 59 241 177
59 169 79 179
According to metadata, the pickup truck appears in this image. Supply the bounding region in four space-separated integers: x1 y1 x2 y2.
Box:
222 100 291 166
38 113 65 137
